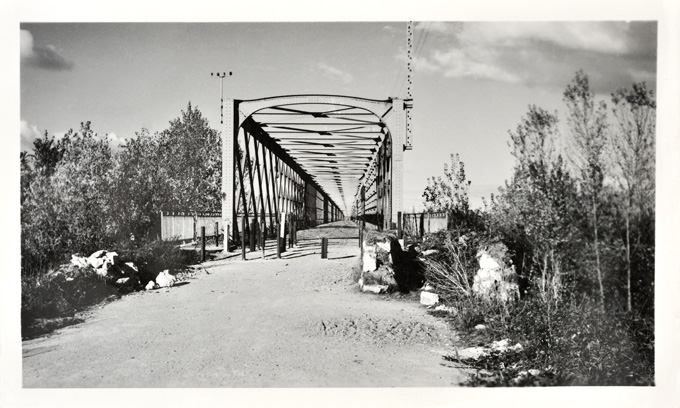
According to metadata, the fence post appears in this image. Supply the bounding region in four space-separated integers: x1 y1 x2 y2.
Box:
419 213 424 238
201 226 206 262
321 237 328 259
215 222 219 247
241 216 246 260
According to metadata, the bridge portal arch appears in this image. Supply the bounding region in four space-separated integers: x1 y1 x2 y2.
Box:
221 94 411 249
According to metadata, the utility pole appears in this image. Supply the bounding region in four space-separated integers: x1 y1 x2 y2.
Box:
211 71 232 124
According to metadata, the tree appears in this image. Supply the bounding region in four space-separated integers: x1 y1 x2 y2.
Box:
157 102 222 214
423 153 471 213
493 105 580 301
21 122 115 275
563 70 609 309
610 82 656 313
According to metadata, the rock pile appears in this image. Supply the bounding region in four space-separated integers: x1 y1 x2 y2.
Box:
358 232 426 294
66 250 141 291
472 242 519 303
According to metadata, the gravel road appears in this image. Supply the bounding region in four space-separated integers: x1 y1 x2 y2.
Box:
23 223 470 387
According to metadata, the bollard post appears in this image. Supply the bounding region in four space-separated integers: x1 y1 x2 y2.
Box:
276 221 281 259
215 222 219 247
241 217 246 260
321 237 328 259
261 223 265 259
250 220 256 252
292 219 296 247
397 211 402 240
201 226 206 262
226 225 230 252
288 214 293 248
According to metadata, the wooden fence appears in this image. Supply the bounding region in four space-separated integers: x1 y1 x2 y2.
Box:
402 212 449 237
160 211 221 241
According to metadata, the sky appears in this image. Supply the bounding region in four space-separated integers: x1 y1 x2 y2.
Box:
19 21 657 212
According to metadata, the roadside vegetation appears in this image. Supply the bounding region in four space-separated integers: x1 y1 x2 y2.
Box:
418 71 655 385
20 103 217 337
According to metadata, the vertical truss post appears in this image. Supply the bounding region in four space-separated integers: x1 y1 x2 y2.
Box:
253 138 267 237
221 98 236 253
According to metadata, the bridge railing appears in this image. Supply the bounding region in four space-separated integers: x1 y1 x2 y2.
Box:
402 212 449 237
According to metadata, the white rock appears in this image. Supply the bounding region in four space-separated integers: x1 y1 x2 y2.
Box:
361 284 387 294
491 339 510 350
456 346 487 360
474 324 487 330
420 291 439 306
125 262 139 272
155 270 176 288
116 277 130 285
376 240 390 251
70 255 89 268
145 281 156 290
362 243 377 272
528 369 540 376
104 251 118 264
478 252 501 270
434 304 455 313
421 249 439 256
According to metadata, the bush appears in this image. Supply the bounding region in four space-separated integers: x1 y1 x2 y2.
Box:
447 294 654 386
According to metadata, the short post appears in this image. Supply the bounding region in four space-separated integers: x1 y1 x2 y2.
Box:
419 212 425 238
241 217 246 260
226 225 230 252
201 226 206 262
280 212 287 254
214 222 219 247
250 220 256 252
276 221 281 259
321 237 328 259
288 214 293 249
292 218 296 247
261 222 265 259
397 211 402 240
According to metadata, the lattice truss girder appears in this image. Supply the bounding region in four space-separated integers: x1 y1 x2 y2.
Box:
222 95 410 239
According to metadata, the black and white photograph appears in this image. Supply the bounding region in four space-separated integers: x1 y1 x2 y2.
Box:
2 0 679 407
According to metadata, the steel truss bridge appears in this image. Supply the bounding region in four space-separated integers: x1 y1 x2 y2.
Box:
221 94 412 246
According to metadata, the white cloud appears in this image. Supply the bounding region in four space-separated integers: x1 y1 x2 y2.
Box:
21 29 74 71
20 120 42 151
457 22 630 55
411 22 655 90
106 132 127 149
317 62 353 84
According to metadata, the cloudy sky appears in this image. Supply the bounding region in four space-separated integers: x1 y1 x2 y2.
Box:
20 21 657 211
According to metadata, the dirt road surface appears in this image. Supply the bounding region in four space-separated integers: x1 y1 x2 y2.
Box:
23 222 469 387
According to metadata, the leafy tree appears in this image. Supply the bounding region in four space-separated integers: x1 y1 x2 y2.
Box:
157 102 222 214
21 122 115 275
423 153 471 213
563 70 609 309
610 82 656 313
493 106 580 300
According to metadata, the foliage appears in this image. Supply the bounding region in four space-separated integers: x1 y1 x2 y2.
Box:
446 295 654 386
423 153 471 214
422 70 655 386
20 103 220 278
21 122 116 276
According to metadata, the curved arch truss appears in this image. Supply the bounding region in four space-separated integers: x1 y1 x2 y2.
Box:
221 94 412 246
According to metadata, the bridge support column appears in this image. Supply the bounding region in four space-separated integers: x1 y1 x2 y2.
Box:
222 99 236 253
